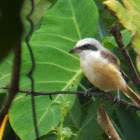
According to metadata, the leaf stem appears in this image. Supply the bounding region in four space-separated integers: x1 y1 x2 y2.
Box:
78 83 87 91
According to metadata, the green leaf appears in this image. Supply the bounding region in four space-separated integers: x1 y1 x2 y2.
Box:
136 56 140 72
111 120 125 140
94 0 118 39
102 29 131 49
0 93 7 110
62 97 82 127
9 95 62 140
0 54 13 88
58 98 104 140
115 106 140 140
40 133 57 140
64 98 103 140
22 0 55 25
4 0 99 139
72 99 103 140
103 0 140 55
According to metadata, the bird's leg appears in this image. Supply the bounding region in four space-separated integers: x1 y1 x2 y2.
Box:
113 88 120 103
84 88 94 96
84 87 100 96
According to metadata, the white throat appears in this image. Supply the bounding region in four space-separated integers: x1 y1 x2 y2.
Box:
79 50 102 63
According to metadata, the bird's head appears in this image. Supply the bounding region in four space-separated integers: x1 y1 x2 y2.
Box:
69 38 104 55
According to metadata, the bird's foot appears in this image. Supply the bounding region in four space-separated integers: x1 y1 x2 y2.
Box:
84 88 95 96
110 96 121 108
113 88 121 103
113 96 120 103
110 88 121 108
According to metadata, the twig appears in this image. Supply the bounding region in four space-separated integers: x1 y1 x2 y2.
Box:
0 44 21 125
110 24 140 94
1 87 140 111
25 0 39 139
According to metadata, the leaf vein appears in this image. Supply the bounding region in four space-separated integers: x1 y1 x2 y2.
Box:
31 43 79 61
69 0 81 39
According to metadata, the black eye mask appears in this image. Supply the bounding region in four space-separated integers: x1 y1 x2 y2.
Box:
80 44 98 51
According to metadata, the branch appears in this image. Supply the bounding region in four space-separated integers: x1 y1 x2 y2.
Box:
1 87 140 111
0 44 21 125
110 24 140 94
25 0 39 139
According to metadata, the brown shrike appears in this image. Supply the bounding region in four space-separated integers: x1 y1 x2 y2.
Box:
69 38 140 106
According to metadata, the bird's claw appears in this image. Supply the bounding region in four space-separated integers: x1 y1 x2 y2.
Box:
113 88 121 103
113 96 120 103
84 88 94 96
84 90 90 96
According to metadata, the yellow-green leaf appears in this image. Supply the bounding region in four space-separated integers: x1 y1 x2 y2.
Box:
103 0 140 55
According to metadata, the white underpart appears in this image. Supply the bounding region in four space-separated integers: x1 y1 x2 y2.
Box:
80 50 107 81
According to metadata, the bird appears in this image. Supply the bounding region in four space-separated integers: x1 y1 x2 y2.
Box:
69 38 140 106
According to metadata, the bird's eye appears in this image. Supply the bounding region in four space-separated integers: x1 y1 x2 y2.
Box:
81 44 98 51
83 45 89 48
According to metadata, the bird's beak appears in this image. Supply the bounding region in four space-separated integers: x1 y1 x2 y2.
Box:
69 47 79 53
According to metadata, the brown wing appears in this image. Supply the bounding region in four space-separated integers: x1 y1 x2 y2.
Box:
100 49 120 67
101 49 130 83
120 69 130 83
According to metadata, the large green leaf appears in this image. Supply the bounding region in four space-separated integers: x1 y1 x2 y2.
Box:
22 0 55 25
1 0 99 139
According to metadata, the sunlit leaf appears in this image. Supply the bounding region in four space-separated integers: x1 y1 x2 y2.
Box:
22 0 55 25
0 114 8 140
103 0 140 55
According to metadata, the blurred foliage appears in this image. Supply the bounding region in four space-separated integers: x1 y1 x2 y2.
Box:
0 0 23 62
102 29 131 49
103 0 140 74
0 0 140 139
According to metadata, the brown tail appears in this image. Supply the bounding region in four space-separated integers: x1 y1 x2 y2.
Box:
122 85 140 106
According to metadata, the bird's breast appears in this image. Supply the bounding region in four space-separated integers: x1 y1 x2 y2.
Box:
80 55 126 91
